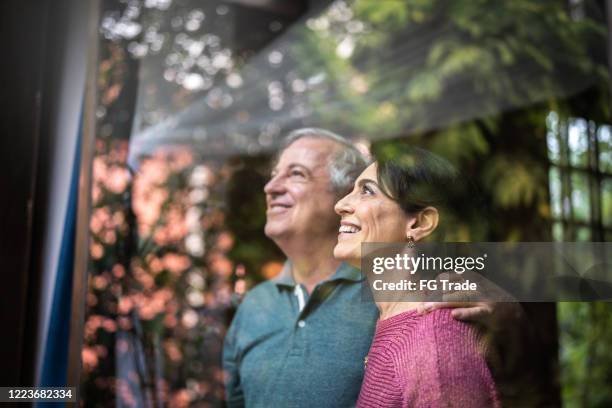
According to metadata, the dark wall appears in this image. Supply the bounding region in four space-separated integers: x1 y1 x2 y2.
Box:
0 0 69 386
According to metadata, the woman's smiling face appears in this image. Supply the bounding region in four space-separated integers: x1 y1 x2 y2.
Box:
333 163 412 266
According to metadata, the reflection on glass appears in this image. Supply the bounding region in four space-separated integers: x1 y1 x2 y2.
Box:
599 125 612 173
571 172 590 222
80 0 612 407
546 111 561 164
549 167 562 219
568 118 589 168
552 221 564 242
575 226 591 241
603 179 612 227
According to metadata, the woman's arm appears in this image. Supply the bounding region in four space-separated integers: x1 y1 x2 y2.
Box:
398 310 500 408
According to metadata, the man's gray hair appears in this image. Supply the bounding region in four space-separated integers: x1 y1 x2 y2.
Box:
280 127 368 197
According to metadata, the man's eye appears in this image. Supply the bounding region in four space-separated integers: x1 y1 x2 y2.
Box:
290 170 305 178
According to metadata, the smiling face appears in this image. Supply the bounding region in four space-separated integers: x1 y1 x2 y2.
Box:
333 163 412 266
264 137 342 249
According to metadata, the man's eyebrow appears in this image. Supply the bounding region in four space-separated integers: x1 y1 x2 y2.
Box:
270 163 312 175
288 163 311 173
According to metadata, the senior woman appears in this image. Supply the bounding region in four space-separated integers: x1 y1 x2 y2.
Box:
333 147 500 408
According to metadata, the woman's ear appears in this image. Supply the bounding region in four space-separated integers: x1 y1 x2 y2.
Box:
405 207 439 241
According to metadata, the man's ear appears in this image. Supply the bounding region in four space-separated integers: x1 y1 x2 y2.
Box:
405 207 439 241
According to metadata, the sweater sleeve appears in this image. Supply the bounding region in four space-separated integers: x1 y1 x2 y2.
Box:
357 345 403 408
399 310 500 408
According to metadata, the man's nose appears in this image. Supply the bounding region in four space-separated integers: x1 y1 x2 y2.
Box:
264 173 285 195
334 193 354 215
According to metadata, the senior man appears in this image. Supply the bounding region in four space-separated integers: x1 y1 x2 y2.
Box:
222 128 514 407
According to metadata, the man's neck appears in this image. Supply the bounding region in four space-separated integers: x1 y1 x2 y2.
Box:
278 236 340 293
290 256 340 294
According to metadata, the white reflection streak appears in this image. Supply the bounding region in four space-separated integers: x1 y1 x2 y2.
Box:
128 2 477 165
128 0 598 166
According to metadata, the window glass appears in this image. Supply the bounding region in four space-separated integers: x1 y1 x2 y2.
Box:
603 178 612 227
552 221 564 242
599 125 612 173
549 166 562 219
568 118 589 168
571 171 590 223
575 226 591 241
81 0 612 406
547 111 561 165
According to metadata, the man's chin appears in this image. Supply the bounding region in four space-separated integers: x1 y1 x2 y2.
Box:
333 247 359 265
264 224 287 240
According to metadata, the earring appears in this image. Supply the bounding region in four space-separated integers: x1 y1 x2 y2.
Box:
407 236 415 248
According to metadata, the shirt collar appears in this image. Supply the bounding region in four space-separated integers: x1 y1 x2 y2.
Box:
273 261 363 288
273 262 295 287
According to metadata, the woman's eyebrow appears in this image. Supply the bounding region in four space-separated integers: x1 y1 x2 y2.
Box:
357 178 379 188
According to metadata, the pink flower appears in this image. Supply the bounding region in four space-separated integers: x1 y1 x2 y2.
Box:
164 314 177 328
92 184 102 205
216 231 234 251
104 165 129 193
139 157 170 185
168 148 194 172
148 256 163 274
210 255 233 277
90 243 104 260
82 347 99 372
164 340 183 363
170 389 191 408
162 253 191 275
112 264 125 278
90 207 111 235
118 297 133 314
93 275 109 290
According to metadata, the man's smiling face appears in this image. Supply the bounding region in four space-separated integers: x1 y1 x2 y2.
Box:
264 137 341 246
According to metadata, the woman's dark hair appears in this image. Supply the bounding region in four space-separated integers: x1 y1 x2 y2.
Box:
374 145 463 216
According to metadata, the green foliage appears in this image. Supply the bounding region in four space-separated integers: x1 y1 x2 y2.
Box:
428 123 489 164
482 155 548 208
559 302 612 407
353 0 411 30
303 0 608 138
296 2 610 403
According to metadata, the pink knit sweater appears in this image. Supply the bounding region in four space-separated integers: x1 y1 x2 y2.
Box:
357 309 500 408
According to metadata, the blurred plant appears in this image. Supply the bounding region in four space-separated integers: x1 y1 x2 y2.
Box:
559 302 612 407
83 140 240 407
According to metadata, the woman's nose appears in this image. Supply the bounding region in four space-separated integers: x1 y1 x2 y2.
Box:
334 193 354 215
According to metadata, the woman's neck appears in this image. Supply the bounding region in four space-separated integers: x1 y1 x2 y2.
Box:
376 301 422 321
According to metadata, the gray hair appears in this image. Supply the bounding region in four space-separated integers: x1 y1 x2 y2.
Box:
279 127 368 197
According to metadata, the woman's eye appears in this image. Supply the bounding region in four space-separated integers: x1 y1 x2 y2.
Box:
361 185 374 195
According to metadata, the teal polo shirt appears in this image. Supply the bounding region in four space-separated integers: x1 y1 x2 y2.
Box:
223 262 379 407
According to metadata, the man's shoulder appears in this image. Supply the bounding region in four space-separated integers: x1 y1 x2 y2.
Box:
237 279 282 309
